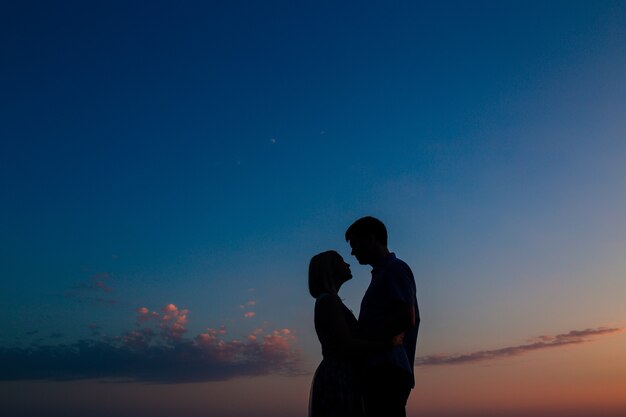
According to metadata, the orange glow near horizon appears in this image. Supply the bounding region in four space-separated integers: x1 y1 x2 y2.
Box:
2 332 625 417
410 331 626 416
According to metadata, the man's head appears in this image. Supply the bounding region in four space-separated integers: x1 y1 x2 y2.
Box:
345 216 389 265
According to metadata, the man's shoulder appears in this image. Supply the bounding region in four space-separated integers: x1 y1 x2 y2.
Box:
386 255 414 276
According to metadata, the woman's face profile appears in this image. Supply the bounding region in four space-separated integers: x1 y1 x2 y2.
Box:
334 255 352 285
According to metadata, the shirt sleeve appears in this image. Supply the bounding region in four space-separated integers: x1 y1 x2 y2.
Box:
386 261 416 305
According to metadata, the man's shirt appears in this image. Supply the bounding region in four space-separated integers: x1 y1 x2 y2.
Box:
358 253 420 387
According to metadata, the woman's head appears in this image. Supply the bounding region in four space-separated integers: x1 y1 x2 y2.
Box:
308 250 352 298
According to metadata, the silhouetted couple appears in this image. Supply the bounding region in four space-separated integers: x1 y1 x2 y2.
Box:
308 216 420 417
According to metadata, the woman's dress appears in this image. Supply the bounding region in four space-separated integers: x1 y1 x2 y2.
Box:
309 293 363 417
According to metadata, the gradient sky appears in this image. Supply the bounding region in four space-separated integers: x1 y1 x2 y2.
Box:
1 1 626 416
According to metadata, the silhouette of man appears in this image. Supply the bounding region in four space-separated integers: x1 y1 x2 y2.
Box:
346 216 419 417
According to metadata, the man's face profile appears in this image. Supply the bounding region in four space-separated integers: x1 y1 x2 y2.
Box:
349 236 374 265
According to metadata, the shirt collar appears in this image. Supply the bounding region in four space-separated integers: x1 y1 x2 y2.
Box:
371 252 396 274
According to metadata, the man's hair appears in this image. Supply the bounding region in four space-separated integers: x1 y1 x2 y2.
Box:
345 216 388 246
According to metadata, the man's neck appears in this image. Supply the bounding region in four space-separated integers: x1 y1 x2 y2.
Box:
369 247 391 267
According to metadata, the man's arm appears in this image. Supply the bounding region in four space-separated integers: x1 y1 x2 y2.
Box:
368 302 416 340
316 294 396 354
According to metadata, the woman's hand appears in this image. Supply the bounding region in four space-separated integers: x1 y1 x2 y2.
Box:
391 332 405 347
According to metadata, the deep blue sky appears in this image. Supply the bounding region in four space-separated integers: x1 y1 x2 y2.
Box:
2 0 625 338
1 1 626 415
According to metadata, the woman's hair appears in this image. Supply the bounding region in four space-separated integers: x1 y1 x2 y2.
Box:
308 250 340 298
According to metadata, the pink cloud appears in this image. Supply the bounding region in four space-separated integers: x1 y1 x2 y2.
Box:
1 304 303 383
244 312 256 318
137 307 150 317
261 329 295 357
239 300 256 309
134 303 189 341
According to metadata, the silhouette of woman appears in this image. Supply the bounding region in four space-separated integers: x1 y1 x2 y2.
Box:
308 250 398 417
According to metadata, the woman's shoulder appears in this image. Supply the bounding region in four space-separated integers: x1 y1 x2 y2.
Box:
315 292 340 305
314 293 344 316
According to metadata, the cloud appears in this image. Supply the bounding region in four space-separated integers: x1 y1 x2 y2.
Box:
136 304 189 342
91 273 113 293
239 300 256 309
0 304 303 384
415 327 623 366
239 298 257 319
64 272 117 305
77 272 114 293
